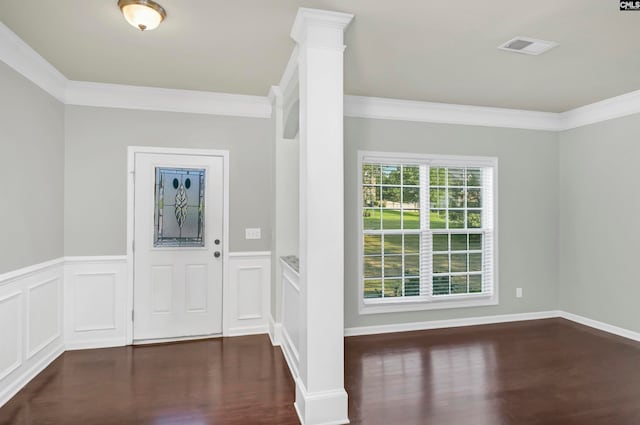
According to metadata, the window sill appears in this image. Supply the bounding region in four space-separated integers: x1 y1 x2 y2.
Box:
359 295 498 315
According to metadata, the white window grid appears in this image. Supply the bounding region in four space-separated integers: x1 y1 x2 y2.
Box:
361 155 495 306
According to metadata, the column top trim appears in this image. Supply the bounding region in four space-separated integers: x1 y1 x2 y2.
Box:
291 8 354 44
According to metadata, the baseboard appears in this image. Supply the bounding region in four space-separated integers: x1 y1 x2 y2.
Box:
65 338 128 351
268 315 282 346
225 325 269 337
294 378 350 425
559 311 640 342
0 343 64 408
344 310 561 337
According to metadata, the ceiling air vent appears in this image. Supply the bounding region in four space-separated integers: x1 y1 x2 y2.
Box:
498 36 558 56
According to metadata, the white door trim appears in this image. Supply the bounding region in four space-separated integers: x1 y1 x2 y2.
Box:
126 146 230 344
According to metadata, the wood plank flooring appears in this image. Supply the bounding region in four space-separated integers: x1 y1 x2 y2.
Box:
0 335 298 425
345 318 640 425
2 319 640 424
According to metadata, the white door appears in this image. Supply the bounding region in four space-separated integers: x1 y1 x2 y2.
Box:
133 152 224 342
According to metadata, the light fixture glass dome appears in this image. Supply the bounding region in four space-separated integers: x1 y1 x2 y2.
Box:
118 0 166 31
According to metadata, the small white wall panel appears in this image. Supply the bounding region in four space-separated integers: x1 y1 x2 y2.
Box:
27 278 60 359
74 273 116 331
237 267 263 319
226 253 271 336
0 260 64 408
282 274 300 356
280 261 301 378
186 265 207 312
0 293 21 381
151 266 173 313
64 257 127 350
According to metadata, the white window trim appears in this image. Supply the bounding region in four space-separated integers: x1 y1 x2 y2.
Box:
357 150 499 315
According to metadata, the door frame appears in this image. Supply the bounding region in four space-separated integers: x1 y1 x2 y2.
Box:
126 146 230 345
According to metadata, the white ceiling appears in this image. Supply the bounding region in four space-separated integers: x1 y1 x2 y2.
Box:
0 0 638 112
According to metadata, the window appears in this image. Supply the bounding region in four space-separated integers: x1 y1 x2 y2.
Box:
154 167 206 247
359 152 497 314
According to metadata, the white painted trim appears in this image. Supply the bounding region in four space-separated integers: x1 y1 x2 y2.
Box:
5 19 640 129
0 292 22 381
0 22 67 102
26 277 62 360
0 343 64 408
356 151 499 315
225 325 269 337
344 311 560 337
291 8 354 46
268 315 282 346
66 81 272 118
345 95 563 131
0 258 64 287
132 334 221 345
559 88 640 130
294 378 350 425
64 255 128 263
0 24 271 118
559 311 640 342
65 338 127 351
279 46 299 94
228 251 272 258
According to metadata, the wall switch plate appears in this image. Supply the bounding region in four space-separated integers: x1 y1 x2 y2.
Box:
245 228 261 240
516 288 523 298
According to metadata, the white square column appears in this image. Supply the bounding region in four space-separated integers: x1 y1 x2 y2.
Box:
292 8 354 425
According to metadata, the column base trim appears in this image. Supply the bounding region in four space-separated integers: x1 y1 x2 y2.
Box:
294 378 349 425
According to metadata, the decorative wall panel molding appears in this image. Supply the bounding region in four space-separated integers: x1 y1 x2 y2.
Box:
64 257 128 350
225 252 271 336
0 259 64 408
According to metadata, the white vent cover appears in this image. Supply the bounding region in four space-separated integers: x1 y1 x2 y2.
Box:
498 36 558 56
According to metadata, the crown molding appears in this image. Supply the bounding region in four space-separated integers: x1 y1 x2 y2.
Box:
3 16 640 129
291 8 354 47
0 22 66 102
0 22 271 118
559 88 640 130
65 81 272 118
344 95 563 131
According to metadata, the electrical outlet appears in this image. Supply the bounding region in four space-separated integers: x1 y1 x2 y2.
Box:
516 288 523 298
245 228 261 240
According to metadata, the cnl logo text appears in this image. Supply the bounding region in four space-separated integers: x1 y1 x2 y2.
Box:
620 1 640 10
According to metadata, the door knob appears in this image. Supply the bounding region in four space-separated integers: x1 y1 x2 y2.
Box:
214 251 221 258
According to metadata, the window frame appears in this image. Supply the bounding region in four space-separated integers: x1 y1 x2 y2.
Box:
357 151 499 315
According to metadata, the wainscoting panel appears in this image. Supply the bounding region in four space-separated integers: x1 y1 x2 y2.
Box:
226 252 271 336
0 259 65 408
280 259 301 378
64 257 128 350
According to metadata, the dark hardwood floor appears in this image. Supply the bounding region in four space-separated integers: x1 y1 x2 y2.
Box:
345 318 640 425
2 319 640 425
0 335 299 425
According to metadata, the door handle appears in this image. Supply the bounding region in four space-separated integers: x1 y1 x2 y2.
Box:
214 251 221 258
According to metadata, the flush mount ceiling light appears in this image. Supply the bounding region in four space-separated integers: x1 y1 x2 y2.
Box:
118 0 166 31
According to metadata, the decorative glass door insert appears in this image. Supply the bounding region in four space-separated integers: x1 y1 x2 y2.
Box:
154 167 206 247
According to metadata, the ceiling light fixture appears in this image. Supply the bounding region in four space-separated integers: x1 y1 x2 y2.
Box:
118 0 166 31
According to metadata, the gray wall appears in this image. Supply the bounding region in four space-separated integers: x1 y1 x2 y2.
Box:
0 62 64 273
64 106 273 256
558 114 640 332
344 117 559 328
